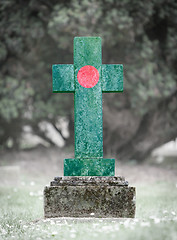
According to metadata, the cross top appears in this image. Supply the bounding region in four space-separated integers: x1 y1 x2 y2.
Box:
53 37 123 176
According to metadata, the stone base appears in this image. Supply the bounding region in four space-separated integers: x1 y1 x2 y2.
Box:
44 176 136 218
64 158 115 176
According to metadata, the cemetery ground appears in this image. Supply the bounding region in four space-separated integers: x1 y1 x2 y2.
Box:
0 147 177 240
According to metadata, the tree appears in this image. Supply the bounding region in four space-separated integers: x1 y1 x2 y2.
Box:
0 0 176 161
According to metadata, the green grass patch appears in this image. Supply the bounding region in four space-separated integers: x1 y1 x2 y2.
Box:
0 180 177 239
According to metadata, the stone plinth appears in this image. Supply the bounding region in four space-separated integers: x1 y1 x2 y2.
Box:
44 176 136 218
64 158 115 176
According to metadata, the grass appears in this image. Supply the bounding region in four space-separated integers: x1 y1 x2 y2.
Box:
0 147 177 239
0 180 177 240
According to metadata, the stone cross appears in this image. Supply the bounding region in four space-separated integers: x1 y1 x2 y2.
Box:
53 37 123 176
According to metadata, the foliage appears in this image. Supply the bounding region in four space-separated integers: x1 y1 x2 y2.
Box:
0 0 176 159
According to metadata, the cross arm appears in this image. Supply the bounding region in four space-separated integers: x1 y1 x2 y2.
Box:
102 64 123 92
52 64 75 93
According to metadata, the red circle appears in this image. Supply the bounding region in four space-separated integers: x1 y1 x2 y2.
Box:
77 65 99 88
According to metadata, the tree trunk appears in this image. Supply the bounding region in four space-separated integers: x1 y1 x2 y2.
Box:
103 90 177 161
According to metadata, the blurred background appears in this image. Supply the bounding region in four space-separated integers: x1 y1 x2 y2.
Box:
0 0 177 164
1 2 177 237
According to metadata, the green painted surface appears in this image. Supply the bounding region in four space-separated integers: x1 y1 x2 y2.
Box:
52 37 123 176
74 37 103 158
64 158 115 176
74 37 102 69
52 64 75 92
102 64 123 92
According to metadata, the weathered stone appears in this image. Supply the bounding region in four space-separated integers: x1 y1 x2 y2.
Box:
102 64 123 92
52 37 124 176
64 158 115 176
45 37 136 218
44 176 136 218
52 64 74 92
51 176 128 186
74 37 103 160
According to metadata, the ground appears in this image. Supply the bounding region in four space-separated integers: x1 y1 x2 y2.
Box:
0 147 177 240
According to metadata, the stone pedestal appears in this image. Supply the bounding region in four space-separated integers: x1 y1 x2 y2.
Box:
64 158 115 176
44 176 136 218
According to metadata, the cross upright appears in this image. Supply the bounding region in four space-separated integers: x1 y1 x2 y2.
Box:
53 37 123 176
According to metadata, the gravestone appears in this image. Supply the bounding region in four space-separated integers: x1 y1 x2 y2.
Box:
44 37 136 218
